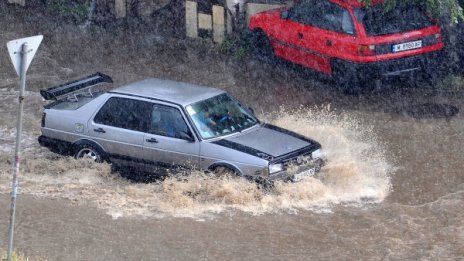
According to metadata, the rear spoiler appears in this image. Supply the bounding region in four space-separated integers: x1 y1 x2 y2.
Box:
40 72 113 100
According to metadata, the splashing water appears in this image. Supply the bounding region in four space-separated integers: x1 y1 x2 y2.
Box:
0 104 392 219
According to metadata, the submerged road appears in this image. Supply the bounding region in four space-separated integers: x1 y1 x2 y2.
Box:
1 12 463 259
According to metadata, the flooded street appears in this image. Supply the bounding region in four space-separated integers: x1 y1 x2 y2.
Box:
1 6 464 260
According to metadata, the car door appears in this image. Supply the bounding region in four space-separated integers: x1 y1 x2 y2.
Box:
269 0 320 69
88 96 152 169
262 7 306 65
279 0 357 74
143 103 200 175
299 1 357 72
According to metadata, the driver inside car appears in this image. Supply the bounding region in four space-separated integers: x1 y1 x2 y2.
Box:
190 107 218 138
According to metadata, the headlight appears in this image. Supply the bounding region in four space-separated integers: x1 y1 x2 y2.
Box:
269 163 283 174
311 149 322 159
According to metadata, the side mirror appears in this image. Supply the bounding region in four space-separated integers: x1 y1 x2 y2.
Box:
281 11 289 20
179 131 195 142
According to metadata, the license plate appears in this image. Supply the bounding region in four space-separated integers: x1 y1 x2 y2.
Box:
292 167 316 182
392 40 422 52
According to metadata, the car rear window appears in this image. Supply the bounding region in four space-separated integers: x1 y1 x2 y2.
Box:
94 97 151 132
355 4 433 36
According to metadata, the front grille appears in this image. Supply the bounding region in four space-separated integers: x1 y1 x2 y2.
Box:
281 152 312 170
268 147 316 174
376 35 438 55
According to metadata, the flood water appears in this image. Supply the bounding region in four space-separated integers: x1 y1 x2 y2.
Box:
0 8 463 260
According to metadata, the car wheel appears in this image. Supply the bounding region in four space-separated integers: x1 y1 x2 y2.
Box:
213 166 237 177
424 68 444 88
253 176 274 191
74 144 103 163
332 60 374 95
252 30 275 63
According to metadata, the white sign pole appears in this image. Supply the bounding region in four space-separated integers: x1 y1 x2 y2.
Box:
6 35 42 261
7 42 29 261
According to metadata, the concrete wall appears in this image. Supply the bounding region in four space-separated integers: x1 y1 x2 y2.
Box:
185 0 231 43
114 0 127 18
245 3 285 25
5 0 286 42
184 1 286 43
212 5 225 43
7 0 25 6
186 1 198 38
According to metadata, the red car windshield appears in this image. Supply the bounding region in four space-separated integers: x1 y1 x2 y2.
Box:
355 4 433 36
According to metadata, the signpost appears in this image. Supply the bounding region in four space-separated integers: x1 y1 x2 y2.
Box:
6 35 43 261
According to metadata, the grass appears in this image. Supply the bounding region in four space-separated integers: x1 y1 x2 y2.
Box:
441 74 464 91
1 249 47 261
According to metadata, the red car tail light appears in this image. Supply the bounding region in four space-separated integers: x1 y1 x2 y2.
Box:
357 44 376 56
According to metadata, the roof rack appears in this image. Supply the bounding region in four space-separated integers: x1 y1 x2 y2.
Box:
40 72 113 101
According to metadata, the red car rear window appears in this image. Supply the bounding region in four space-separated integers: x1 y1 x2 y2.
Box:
355 4 433 36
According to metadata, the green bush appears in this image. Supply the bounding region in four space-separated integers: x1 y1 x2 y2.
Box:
46 0 89 19
360 0 464 22
218 34 251 59
442 74 464 91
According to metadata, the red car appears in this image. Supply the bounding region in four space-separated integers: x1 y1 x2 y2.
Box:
248 0 444 93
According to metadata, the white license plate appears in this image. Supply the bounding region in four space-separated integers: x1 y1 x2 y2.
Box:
392 40 422 52
292 167 316 182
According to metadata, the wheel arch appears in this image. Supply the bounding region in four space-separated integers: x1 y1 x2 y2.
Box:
207 162 243 176
251 28 271 42
72 139 108 160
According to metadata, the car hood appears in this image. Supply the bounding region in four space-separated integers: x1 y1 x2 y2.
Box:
212 124 316 158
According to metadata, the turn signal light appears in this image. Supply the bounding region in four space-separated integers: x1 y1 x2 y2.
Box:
357 44 376 56
41 112 46 127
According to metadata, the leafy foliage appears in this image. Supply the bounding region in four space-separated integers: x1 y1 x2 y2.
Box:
360 0 464 23
218 34 251 59
45 0 89 19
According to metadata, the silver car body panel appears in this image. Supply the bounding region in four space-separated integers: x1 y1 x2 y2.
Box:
220 126 310 157
111 78 225 107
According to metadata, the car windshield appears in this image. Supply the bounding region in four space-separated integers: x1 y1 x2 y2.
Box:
355 4 432 36
186 93 259 139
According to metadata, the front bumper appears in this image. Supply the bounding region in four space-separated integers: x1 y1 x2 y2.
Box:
267 158 325 182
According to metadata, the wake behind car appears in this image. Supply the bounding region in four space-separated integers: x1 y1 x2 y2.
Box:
38 73 324 182
249 0 444 93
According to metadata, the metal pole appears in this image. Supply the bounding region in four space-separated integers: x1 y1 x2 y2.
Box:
7 42 29 261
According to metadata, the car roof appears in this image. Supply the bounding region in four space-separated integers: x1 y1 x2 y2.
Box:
110 78 225 106
338 0 384 8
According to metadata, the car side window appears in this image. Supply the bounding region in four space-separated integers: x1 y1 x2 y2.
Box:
94 97 151 132
288 0 316 24
289 1 355 35
150 105 192 140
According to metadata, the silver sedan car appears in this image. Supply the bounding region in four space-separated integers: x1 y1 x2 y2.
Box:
38 73 324 182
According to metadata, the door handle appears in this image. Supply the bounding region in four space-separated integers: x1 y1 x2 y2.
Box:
326 40 333 46
146 138 158 143
298 32 304 39
93 128 106 133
